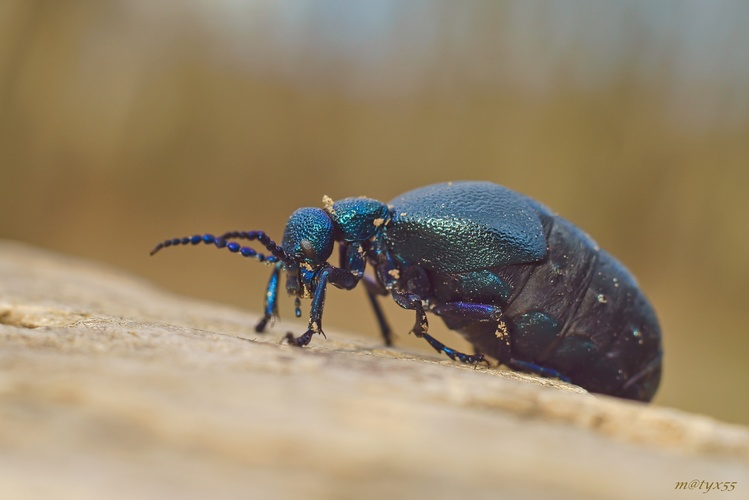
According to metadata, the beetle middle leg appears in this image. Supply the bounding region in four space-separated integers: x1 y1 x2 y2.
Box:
390 289 486 365
337 242 393 346
362 275 393 346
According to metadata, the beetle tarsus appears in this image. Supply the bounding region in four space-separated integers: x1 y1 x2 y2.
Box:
284 330 315 347
420 331 487 366
508 358 570 382
255 316 271 333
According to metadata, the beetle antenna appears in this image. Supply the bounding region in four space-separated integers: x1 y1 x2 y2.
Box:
217 230 292 264
150 231 291 265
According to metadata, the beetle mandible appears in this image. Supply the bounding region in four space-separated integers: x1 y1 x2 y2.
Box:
150 181 662 401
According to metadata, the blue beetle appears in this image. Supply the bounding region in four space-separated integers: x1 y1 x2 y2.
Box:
150 181 662 401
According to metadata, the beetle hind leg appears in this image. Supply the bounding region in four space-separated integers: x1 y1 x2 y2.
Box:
432 301 509 365
507 359 571 383
435 303 571 382
391 290 487 365
421 332 488 365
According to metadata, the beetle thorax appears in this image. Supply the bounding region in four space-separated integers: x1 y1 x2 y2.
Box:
323 196 390 242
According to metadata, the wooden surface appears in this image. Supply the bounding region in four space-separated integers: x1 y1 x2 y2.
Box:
1 240 747 499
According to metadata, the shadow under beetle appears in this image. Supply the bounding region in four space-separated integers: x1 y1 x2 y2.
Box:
150 181 662 402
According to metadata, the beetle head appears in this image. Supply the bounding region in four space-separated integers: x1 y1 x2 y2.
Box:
282 207 335 297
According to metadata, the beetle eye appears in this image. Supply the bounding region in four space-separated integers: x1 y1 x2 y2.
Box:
301 239 316 261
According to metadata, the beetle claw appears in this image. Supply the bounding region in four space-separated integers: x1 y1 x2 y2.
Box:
284 327 326 347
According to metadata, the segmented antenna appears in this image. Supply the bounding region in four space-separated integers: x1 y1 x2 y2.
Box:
150 231 290 265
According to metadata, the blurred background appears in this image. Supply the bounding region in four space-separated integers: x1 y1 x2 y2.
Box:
1 0 748 424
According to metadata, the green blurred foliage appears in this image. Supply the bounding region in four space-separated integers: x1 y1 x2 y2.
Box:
1 1 748 424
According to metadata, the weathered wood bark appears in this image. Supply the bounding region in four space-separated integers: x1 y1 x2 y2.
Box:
1 241 747 499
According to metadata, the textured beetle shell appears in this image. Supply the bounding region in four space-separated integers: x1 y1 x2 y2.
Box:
387 182 548 273
383 181 662 401
472 212 661 401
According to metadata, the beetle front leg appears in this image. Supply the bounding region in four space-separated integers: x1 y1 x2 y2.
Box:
391 290 486 365
285 268 330 347
285 266 358 347
255 262 282 333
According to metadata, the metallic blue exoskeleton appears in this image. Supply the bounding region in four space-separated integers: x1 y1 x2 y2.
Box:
150 181 662 401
